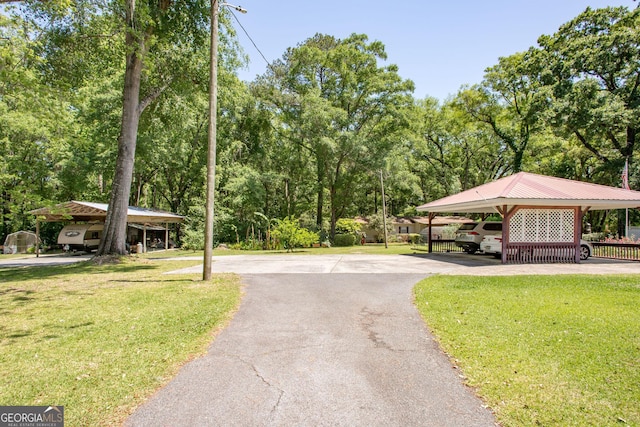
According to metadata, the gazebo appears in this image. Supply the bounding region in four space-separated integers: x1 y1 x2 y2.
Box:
30 201 184 255
417 172 640 264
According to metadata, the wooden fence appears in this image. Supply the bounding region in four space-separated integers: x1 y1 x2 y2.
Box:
416 240 640 262
592 242 640 261
504 243 578 264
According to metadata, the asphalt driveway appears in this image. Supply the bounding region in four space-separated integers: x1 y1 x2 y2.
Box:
126 253 640 425
126 272 497 426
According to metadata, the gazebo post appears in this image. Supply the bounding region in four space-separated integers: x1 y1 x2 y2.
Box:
501 205 508 264
500 205 517 265
165 222 169 251
579 207 591 263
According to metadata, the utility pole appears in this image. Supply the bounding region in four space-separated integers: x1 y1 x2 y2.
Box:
203 0 219 280
380 170 388 249
203 1 246 280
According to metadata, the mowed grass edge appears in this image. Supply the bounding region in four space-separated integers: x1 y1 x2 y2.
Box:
0 258 242 426
414 274 640 426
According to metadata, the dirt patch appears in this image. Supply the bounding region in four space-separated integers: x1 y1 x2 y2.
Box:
90 254 125 266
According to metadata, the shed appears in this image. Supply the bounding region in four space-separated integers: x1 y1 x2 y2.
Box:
417 172 640 263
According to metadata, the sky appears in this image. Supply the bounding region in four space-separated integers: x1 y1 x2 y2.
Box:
231 0 635 102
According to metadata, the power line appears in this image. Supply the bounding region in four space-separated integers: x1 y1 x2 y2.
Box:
228 9 271 69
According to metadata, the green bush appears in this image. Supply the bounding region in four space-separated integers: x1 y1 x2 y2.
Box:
272 217 319 252
582 232 605 242
335 218 362 235
181 227 204 251
409 233 421 244
334 233 356 247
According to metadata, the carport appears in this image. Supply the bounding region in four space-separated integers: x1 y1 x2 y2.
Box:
29 201 184 256
417 172 640 264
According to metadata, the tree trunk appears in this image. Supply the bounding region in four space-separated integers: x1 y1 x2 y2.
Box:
315 159 324 228
97 6 144 256
329 184 337 240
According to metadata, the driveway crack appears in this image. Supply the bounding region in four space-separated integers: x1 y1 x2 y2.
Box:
223 351 285 416
359 307 396 352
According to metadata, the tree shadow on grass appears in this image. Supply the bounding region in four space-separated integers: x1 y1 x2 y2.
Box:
0 260 158 283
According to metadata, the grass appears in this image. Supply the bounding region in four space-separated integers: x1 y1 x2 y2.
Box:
414 274 640 426
0 257 242 426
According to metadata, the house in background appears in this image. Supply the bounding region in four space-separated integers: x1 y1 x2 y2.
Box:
357 216 474 243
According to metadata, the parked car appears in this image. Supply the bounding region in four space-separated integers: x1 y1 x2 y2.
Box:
480 234 503 258
480 235 594 260
579 240 593 260
454 221 502 254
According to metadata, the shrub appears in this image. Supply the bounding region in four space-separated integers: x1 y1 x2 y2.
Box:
181 227 204 251
367 213 394 242
334 233 356 247
335 218 362 235
272 217 319 252
582 232 606 242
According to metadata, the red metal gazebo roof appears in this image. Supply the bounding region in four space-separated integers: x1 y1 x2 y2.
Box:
417 172 640 213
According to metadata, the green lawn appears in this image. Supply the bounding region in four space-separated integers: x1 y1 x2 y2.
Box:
414 274 640 426
6 251 638 426
0 258 242 426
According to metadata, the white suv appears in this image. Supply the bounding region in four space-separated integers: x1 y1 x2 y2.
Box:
481 235 594 260
454 221 502 254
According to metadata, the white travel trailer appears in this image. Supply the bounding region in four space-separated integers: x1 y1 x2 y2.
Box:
57 223 103 252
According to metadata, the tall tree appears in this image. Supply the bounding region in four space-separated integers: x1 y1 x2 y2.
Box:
259 33 414 237
537 6 640 184
455 50 545 173
98 0 212 255
0 12 76 240
20 0 245 254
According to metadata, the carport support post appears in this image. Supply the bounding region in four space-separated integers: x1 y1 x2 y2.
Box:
428 212 436 253
165 222 169 251
35 219 40 258
143 224 147 253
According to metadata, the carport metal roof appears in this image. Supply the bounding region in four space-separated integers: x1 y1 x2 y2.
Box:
417 172 640 213
30 201 184 224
